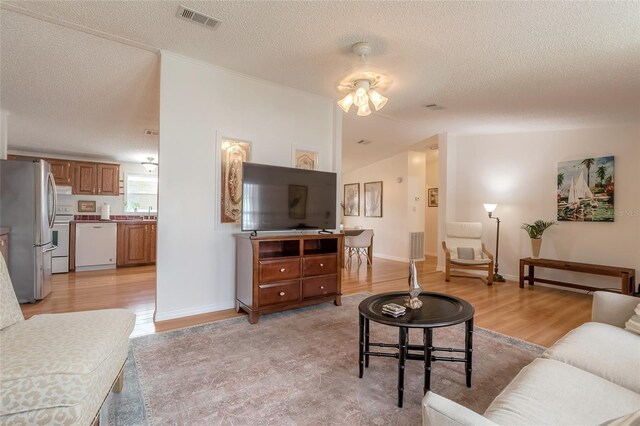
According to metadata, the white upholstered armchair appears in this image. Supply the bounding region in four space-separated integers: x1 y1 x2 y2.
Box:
442 222 494 285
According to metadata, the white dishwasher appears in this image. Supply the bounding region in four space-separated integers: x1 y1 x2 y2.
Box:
75 223 117 271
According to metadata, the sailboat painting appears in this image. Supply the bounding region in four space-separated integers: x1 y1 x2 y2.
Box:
557 156 615 222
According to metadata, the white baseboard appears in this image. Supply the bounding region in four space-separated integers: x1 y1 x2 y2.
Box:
154 301 235 322
374 253 411 263
75 264 116 272
450 268 518 282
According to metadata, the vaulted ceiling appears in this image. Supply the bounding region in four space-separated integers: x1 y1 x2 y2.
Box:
2 1 639 170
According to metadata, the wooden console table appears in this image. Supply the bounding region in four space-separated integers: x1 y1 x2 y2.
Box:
519 258 636 295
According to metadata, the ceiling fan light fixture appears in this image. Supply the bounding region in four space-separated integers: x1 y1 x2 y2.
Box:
357 103 371 117
141 156 158 172
338 93 354 113
336 43 389 117
353 80 371 108
368 89 388 111
353 88 369 108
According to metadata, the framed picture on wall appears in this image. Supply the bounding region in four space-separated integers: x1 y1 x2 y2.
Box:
78 200 96 213
364 181 383 217
220 138 251 224
292 146 319 170
557 156 614 222
428 188 438 207
343 183 359 216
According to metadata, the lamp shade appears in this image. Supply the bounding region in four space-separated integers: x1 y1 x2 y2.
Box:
337 93 354 113
483 203 497 213
353 87 369 108
141 157 158 172
357 103 371 116
368 89 388 111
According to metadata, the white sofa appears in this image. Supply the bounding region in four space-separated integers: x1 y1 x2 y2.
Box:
0 255 135 425
423 291 640 425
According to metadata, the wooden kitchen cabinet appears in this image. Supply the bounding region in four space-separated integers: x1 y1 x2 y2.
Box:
73 162 119 195
117 222 156 266
148 224 156 263
74 162 98 195
97 163 119 195
46 159 73 186
8 155 120 196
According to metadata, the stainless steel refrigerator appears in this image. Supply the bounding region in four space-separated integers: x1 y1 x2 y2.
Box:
0 159 57 302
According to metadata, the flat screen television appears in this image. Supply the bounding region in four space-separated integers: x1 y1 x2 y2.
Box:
241 163 337 232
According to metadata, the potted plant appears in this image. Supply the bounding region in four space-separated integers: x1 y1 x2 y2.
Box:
521 220 556 259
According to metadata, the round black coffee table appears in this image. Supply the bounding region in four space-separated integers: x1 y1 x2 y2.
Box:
358 291 475 407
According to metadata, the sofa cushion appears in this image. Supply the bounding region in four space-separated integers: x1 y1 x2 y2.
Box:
422 391 498 426
543 322 640 393
600 409 640 426
0 254 24 330
624 303 640 335
625 314 640 335
0 309 135 424
484 358 640 425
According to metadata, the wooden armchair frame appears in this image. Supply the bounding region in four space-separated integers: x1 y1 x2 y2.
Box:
442 241 494 285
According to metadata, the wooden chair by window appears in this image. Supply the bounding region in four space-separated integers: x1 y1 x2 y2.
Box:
345 229 374 269
442 222 494 285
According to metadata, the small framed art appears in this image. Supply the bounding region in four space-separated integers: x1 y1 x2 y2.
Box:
428 188 438 207
343 183 360 216
78 200 96 212
364 181 383 217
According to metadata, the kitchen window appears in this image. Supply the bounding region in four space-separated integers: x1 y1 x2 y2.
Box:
125 174 158 213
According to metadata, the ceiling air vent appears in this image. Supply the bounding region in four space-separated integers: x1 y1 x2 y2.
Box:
424 104 445 111
176 5 222 30
356 139 372 145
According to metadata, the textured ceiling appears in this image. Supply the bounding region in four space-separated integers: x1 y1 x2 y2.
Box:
1 8 160 163
2 1 639 170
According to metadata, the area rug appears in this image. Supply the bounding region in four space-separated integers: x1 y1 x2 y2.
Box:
102 294 544 425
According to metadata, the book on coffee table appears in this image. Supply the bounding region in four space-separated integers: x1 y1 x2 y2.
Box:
382 303 406 317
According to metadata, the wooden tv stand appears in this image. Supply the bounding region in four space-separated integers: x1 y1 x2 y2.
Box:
235 233 344 324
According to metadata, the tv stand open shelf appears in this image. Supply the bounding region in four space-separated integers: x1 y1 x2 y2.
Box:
235 233 344 324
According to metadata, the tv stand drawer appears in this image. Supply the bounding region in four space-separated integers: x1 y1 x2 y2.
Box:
258 281 300 307
259 258 301 283
302 276 337 299
303 255 337 277
235 233 343 324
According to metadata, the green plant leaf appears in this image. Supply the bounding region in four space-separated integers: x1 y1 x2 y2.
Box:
521 220 556 239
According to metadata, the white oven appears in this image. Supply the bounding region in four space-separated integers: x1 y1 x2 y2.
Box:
52 205 73 274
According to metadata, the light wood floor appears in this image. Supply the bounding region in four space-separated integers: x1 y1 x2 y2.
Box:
20 256 592 346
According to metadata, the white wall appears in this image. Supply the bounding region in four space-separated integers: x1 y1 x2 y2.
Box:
451 125 640 290
156 51 340 320
437 133 457 271
425 148 439 256
342 151 426 262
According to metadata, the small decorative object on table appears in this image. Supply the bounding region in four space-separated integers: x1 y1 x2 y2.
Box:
521 219 556 259
382 303 406 317
404 260 424 309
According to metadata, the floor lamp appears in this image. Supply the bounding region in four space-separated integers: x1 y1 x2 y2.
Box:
483 203 505 282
